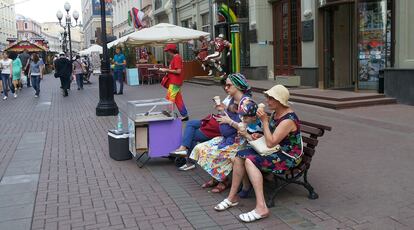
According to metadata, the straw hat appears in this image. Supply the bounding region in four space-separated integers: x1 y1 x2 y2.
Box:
264 85 290 107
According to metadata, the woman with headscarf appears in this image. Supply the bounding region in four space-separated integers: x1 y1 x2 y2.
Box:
214 85 303 223
189 73 256 193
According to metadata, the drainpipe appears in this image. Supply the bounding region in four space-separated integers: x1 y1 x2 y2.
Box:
172 0 178 25
209 0 214 37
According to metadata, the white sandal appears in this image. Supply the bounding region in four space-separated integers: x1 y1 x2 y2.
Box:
214 198 239 211
238 210 268 223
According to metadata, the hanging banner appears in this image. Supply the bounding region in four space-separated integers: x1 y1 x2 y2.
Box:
92 0 113 16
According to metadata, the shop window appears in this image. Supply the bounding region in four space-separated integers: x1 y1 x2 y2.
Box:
201 13 210 33
181 19 195 61
154 0 162 10
357 0 392 90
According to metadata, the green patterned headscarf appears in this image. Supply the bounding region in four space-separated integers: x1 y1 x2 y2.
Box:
228 73 251 96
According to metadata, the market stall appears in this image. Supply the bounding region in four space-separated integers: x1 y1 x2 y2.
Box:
79 44 103 56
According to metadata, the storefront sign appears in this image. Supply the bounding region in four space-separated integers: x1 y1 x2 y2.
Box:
230 24 240 33
319 0 354 8
302 20 314 42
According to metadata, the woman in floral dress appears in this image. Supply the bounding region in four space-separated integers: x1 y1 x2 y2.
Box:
214 84 303 223
190 73 254 193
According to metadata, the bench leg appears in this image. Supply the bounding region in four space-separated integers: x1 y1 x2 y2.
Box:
266 179 289 208
303 170 319 199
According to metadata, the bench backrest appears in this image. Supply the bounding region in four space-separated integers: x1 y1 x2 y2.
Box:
299 120 332 169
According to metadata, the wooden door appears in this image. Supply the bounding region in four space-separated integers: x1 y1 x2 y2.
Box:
273 0 301 76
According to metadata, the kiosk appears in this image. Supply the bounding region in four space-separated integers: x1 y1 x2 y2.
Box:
127 98 182 167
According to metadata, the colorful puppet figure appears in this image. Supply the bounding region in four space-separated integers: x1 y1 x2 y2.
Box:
195 36 210 71
204 34 232 78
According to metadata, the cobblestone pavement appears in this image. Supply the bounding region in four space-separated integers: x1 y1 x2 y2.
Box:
0 75 413 230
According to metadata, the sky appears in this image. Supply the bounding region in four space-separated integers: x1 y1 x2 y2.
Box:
15 0 82 23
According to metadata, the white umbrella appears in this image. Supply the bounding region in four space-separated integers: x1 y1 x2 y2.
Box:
107 23 209 48
127 23 210 45
79 44 103 56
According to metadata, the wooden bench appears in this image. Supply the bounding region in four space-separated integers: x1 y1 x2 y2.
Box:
265 120 332 207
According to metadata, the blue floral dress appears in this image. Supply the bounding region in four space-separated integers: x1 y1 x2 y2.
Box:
237 112 303 174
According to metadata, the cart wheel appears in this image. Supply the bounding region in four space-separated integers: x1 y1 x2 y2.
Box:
167 155 175 161
174 157 186 167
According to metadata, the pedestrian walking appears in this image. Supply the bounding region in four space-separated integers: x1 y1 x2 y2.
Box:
0 52 12 100
112 47 126 95
159 44 189 121
73 55 85 90
18 49 31 88
10 53 23 98
81 55 91 84
28 53 44 98
54 52 72 97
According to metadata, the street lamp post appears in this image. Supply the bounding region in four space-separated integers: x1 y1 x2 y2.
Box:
56 2 80 61
95 0 118 116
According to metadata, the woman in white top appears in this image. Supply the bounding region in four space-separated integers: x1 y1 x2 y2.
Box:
0 52 13 100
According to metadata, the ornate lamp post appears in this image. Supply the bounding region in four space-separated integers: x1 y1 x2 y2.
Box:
95 0 118 116
56 2 80 61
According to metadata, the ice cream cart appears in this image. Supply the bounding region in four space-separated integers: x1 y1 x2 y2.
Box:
127 98 183 167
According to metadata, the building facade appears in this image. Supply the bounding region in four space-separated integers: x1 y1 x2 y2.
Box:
113 0 153 38
81 0 114 48
266 0 413 104
0 0 17 51
16 14 43 41
41 22 84 53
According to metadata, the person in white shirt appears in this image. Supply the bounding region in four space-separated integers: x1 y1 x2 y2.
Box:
0 52 13 100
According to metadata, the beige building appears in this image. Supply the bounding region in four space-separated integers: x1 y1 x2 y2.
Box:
81 0 113 48
0 0 17 51
41 22 83 53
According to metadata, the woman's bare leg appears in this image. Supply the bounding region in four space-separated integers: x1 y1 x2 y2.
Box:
227 157 246 202
245 159 269 216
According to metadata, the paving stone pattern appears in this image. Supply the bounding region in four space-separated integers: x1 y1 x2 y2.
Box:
0 132 46 230
1 75 413 229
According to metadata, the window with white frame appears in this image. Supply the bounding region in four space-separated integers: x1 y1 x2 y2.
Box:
201 13 209 33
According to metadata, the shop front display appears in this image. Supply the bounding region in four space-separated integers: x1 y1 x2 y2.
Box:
357 0 391 90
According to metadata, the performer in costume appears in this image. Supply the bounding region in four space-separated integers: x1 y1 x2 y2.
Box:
204 34 232 78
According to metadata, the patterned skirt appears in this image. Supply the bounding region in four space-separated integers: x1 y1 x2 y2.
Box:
190 137 247 182
237 148 302 174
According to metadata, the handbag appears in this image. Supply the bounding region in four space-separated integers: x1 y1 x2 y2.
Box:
77 61 87 74
248 136 281 156
249 136 304 159
21 75 27 85
199 114 221 138
160 75 169 88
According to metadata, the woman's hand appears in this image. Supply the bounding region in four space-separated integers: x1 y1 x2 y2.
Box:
215 111 232 125
158 68 168 73
251 133 263 140
256 109 269 123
